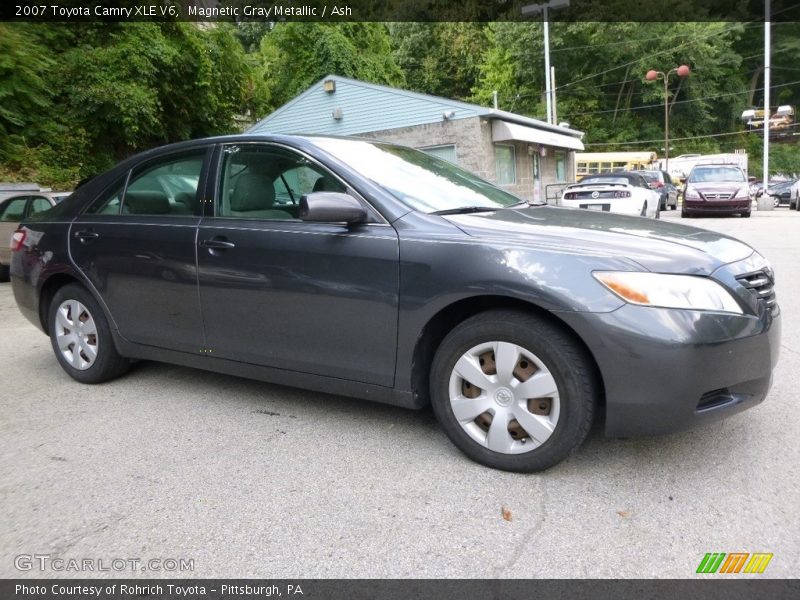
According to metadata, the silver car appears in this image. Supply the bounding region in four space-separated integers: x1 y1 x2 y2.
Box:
0 193 59 281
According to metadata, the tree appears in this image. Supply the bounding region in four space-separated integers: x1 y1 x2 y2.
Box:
1 22 255 186
389 23 485 100
253 23 405 114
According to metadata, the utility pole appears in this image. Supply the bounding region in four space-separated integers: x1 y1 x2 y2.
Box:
764 0 771 186
522 1 569 125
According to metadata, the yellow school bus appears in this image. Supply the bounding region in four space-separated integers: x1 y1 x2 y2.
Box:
575 152 658 180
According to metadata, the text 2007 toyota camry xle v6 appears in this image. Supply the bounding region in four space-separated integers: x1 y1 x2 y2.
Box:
9 135 780 471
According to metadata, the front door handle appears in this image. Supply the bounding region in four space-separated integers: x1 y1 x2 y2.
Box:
74 230 99 243
199 238 236 250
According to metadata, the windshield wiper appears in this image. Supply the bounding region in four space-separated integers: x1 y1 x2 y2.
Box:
432 206 502 215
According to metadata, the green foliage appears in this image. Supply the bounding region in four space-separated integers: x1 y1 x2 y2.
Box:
1 22 253 187
0 24 53 146
3 21 799 188
389 23 485 100
254 23 404 112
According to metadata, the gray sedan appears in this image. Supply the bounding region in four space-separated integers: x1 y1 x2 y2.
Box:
9 135 780 471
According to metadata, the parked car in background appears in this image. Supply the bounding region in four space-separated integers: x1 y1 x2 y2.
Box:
682 165 751 218
766 180 795 207
791 180 800 210
749 180 766 199
0 193 57 281
50 192 72 204
636 169 678 210
8 135 780 472
560 171 660 218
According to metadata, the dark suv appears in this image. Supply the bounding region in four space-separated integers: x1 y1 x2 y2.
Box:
682 165 751 218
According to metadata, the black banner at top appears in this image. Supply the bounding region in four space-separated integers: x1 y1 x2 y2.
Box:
3 0 800 22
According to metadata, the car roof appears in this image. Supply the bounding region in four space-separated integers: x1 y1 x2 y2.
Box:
0 192 57 202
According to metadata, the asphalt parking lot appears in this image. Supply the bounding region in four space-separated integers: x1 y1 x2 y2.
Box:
1 209 798 579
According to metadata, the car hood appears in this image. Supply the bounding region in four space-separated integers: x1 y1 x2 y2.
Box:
688 181 749 196
443 206 754 275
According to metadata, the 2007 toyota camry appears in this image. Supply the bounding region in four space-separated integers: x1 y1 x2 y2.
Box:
9 135 780 471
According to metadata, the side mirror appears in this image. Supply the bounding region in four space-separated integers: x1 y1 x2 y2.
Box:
756 189 764 197
300 192 367 224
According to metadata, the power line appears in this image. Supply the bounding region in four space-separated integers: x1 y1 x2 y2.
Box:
552 22 750 92
567 79 800 117
585 129 781 147
552 9 800 93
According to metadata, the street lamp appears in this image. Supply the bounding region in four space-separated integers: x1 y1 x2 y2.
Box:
522 0 570 125
645 65 690 174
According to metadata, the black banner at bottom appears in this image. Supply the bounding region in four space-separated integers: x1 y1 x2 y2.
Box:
1 579 799 600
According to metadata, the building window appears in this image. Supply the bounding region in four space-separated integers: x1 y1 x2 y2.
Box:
421 145 457 164
495 145 516 185
555 151 567 182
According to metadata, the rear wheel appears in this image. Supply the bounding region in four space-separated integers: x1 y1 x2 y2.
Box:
48 284 129 384
429 310 596 472
742 211 751 218
0 264 9 282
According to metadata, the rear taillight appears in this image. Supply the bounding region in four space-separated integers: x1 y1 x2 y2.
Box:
10 228 26 252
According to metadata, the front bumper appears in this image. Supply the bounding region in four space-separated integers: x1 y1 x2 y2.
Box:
683 198 751 213
555 301 780 437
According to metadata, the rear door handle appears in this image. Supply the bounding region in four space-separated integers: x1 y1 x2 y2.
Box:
199 238 235 250
74 230 99 243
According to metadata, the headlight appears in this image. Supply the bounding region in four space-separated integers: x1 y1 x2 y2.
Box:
594 271 743 313
684 186 700 200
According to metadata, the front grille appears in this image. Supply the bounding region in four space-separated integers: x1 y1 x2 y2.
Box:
736 267 777 312
704 193 733 200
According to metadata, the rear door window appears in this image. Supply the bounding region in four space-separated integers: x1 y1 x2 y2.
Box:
0 197 28 222
28 196 53 216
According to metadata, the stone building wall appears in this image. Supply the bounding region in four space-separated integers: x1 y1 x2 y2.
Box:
361 117 576 204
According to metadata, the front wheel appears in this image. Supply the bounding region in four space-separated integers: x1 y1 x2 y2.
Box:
429 310 597 472
49 283 130 384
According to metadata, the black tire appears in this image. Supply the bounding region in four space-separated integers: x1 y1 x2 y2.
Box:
0 264 9 283
429 310 597 472
790 200 796 210
48 283 129 384
742 211 751 218
681 209 691 218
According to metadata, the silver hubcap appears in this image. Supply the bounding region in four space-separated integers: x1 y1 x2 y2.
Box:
448 341 560 455
55 300 98 371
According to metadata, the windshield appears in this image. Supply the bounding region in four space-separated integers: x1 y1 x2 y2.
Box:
638 172 662 183
688 167 746 183
579 176 629 185
309 137 523 213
